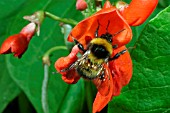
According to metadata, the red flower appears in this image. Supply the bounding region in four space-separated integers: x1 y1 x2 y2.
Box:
68 1 132 48
0 23 36 58
55 45 132 113
55 0 158 113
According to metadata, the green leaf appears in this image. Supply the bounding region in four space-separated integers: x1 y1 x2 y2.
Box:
0 0 84 113
108 6 170 113
0 1 22 111
0 56 21 112
58 79 85 113
0 0 26 19
127 6 163 48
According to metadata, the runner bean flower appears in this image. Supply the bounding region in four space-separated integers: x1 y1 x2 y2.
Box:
55 0 158 113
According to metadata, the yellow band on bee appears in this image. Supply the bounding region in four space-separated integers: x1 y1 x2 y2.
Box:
90 38 113 55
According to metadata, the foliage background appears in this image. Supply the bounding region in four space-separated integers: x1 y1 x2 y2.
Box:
0 0 169 113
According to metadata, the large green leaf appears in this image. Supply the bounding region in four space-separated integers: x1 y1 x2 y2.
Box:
108 6 170 113
0 56 21 113
0 0 85 113
58 79 85 113
0 1 24 111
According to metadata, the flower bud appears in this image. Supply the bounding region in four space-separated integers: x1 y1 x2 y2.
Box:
24 10 45 36
0 23 36 58
76 0 87 11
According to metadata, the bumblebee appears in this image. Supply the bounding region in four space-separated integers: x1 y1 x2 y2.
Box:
61 21 126 81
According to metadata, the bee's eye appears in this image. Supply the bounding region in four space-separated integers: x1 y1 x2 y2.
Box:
91 44 109 58
108 38 112 43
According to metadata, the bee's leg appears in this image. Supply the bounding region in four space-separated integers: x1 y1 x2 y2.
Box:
60 61 78 72
97 66 107 81
112 45 118 49
73 38 86 53
109 49 127 61
99 70 105 81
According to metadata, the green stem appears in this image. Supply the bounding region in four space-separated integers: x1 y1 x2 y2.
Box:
43 46 67 66
43 46 67 58
45 11 78 26
42 64 50 113
41 46 67 113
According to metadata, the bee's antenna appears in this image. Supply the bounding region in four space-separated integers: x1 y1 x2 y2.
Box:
112 29 125 37
106 20 110 32
95 20 101 37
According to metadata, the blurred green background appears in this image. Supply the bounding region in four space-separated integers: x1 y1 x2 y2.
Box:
0 0 169 113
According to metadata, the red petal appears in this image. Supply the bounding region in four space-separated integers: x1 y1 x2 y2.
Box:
68 7 132 48
55 57 80 84
62 69 80 84
92 64 111 96
120 0 158 26
109 46 132 96
54 45 80 84
93 65 113 113
103 0 113 9
93 46 132 113
0 34 28 58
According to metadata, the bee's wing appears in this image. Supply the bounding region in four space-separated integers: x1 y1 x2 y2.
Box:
60 61 78 72
92 64 111 96
61 51 89 72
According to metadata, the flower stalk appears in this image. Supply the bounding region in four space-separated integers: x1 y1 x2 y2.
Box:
45 12 78 26
42 64 50 113
42 46 67 113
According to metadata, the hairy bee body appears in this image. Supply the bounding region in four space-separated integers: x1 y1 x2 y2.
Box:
74 38 113 79
61 21 126 80
76 50 104 79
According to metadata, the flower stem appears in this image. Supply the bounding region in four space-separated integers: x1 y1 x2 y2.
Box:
42 46 67 66
42 64 50 113
41 46 67 113
43 46 67 58
45 11 78 26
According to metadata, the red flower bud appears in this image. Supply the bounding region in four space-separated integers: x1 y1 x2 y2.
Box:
24 11 45 36
0 23 36 58
76 0 87 11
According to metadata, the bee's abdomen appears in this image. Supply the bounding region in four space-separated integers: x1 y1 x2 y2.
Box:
76 59 102 79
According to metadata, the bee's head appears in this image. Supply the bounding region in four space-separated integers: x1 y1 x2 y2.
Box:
100 32 112 43
96 20 125 44
89 38 113 59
